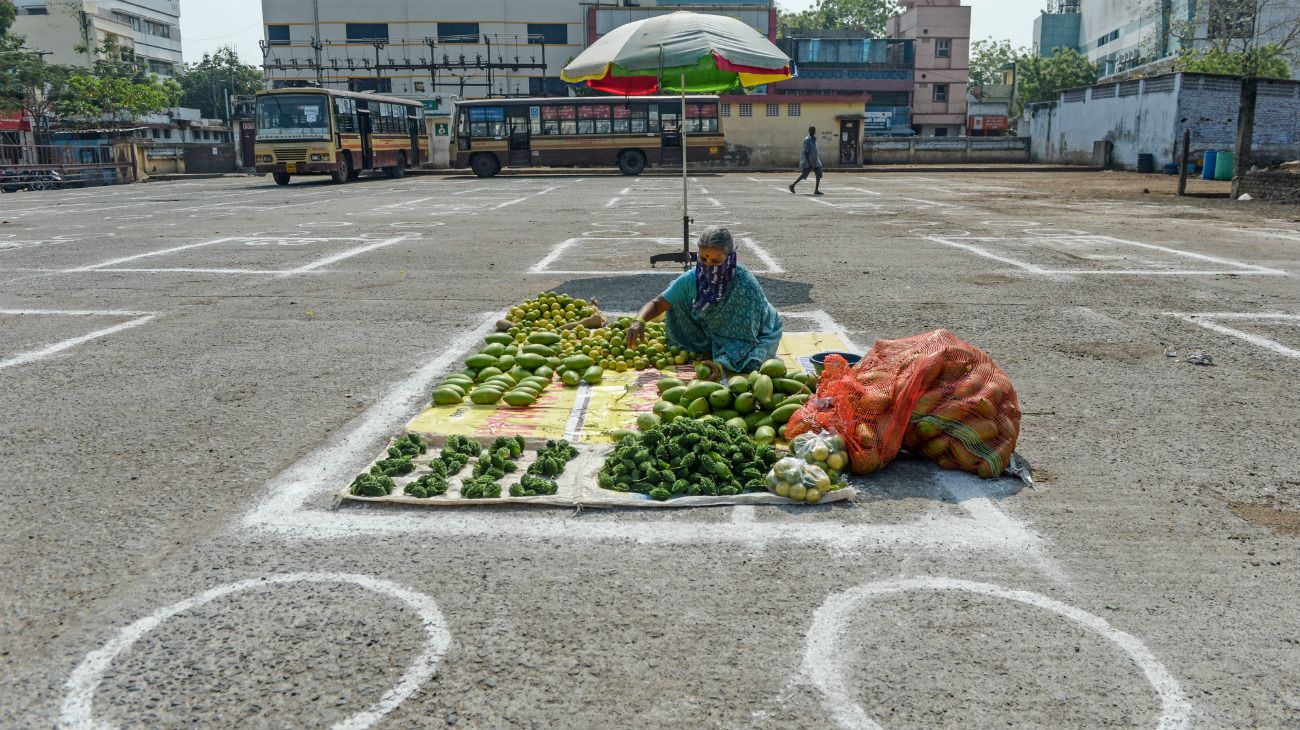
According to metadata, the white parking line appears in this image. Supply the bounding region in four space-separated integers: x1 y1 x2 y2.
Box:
0 310 157 371
1168 312 1300 360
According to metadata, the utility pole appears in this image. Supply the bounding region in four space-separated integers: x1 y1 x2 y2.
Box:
1231 77 1257 199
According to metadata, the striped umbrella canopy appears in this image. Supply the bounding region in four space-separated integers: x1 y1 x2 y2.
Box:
561 11 792 95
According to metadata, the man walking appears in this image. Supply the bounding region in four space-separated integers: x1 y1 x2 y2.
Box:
790 126 824 195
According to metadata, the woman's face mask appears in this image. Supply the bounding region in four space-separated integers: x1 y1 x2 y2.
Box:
698 247 728 267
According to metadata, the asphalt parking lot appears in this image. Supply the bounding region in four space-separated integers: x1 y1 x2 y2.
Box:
2 169 1297 728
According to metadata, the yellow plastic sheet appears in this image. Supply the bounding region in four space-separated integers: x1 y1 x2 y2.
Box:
405 332 853 444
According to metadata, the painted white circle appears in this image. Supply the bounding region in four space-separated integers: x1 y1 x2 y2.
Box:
583 230 641 238
387 221 445 229
982 220 1041 227
1025 228 1092 237
801 577 1191 730
60 572 451 730
587 221 645 228
298 221 354 229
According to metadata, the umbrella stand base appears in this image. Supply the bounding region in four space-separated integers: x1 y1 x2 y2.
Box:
649 250 697 267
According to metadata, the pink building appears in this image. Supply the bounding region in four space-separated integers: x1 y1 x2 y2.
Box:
888 0 971 136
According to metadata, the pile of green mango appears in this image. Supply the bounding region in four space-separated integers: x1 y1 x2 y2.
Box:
431 331 572 409
636 358 818 444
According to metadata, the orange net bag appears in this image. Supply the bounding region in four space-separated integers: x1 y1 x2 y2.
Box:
786 330 1021 478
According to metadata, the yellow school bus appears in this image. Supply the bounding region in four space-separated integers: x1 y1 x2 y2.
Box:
453 96 725 177
254 87 424 185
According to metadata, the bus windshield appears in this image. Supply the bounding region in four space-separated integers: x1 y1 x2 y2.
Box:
257 94 331 141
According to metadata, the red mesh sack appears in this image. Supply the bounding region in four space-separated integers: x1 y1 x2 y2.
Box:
787 330 1021 478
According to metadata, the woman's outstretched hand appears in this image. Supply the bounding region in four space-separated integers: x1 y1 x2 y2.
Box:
626 320 646 347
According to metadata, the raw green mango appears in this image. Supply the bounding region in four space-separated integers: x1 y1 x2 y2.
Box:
695 363 712 380
776 378 807 396
657 377 684 394
666 405 688 423
686 397 712 418
753 374 775 408
503 390 537 407
782 394 810 408
733 392 756 415
682 380 725 404
726 417 749 432
487 376 518 390
461 367 478 379
770 403 801 424
753 415 775 431
754 425 777 445
653 400 678 418
777 424 788 441
495 354 516 371
532 365 555 381
521 343 556 357
475 366 504 383
747 371 760 385
759 359 788 379
443 375 474 388
661 386 687 405
522 376 551 390
708 388 734 410
504 345 518 356
728 375 751 394
482 342 506 358
561 369 582 387
485 333 513 346
582 366 604 384
508 366 533 383
515 353 547 371
465 354 498 370
637 413 662 431
609 428 637 442
563 354 594 372
470 388 504 405
438 383 466 397
528 332 561 346
431 388 464 406
713 409 739 422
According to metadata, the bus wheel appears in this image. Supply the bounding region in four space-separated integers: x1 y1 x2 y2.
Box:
272 173 291 186
385 155 407 179
470 153 500 178
618 150 647 176
331 154 350 184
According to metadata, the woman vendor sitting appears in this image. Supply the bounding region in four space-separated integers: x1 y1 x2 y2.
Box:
627 227 783 373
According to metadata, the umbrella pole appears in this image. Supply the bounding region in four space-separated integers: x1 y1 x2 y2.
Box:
681 73 691 270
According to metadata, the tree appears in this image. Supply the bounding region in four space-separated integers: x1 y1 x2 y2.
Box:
0 0 16 37
778 0 901 38
969 39 1024 87
51 40 179 125
1015 48 1100 104
1174 44 1291 78
174 46 265 121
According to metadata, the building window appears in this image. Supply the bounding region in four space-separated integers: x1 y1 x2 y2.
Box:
720 103 730 117
933 84 949 103
414 81 426 93
765 103 780 117
739 103 753 117
935 39 951 58
439 22 480 44
527 23 568 45
23 6 48 13
267 25 290 46
934 127 949 137
346 23 389 43
528 77 568 97
348 77 392 94
788 102 801 117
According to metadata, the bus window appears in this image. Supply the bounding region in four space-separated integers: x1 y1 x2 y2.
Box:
578 104 610 135
257 93 331 141
556 105 576 135
613 104 632 134
469 106 505 137
540 105 561 135
648 105 660 133
335 97 358 133
592 105 612 134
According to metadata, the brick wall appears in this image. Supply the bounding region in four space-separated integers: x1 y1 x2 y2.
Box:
1178 76 1300 165
1237 171 1300 203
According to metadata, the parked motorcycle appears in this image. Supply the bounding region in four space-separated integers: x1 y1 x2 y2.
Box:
0 168 63 192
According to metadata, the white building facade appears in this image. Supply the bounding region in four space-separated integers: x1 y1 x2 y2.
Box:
257 1 777 109
11 0 183 76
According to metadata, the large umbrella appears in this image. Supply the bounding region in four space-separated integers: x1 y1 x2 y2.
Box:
562 12 792 268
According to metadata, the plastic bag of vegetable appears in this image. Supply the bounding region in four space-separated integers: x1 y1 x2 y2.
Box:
788 430 849 477
764 456 840 504
786 330 1021 479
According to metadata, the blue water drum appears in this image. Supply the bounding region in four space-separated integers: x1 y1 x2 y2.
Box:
1202 150 1218 180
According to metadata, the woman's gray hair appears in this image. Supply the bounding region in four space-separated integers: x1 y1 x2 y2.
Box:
697 226 735 255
